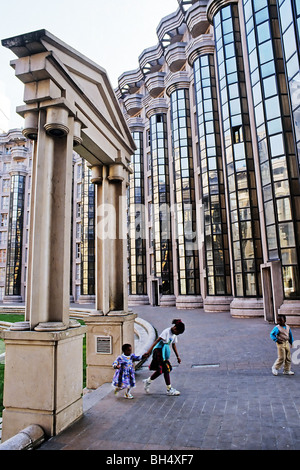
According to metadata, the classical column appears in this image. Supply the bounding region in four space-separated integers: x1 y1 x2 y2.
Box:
1 106 86 441
85 163 136 389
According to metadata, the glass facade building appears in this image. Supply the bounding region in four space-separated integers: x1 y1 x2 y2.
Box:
116 0 300 323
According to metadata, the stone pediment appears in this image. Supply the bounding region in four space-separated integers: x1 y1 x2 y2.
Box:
2 29 135 166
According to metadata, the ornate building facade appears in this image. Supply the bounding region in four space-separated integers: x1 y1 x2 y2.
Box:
116 0 300 324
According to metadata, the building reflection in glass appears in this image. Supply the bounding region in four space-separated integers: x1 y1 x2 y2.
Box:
150 113 173 295
81 159 95 296
128 132 147 295
193 53 231 296
243 0 300 299
170 88 200 295
5 174 25 296
214 4 263 297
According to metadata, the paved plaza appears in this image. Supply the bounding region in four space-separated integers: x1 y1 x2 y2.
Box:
38 305 300 451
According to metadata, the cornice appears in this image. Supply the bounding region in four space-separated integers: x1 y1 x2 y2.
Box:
165 71 190 96
186 34 215 65
207 0 238 24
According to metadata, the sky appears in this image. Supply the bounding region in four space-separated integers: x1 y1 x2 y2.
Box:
0 0 179 133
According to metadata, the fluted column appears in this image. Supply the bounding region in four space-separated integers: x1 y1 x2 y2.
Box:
24 107 81 331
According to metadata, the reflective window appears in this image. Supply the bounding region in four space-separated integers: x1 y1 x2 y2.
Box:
128 132 147 295
80 160 95 296
214 4 262 297
170 89 200 295
5 174 25 296
243 0 300 298
194 54 231 296
150 114 173 295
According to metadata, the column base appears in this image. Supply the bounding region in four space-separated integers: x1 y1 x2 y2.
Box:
278 300 300 326
160 295 176 307
175 295 203 309
204 296 233 312
2 295 23 304
85 311 137 389
78 295 95 304
128 295 149 306
230 297 264 318
0 326 86 442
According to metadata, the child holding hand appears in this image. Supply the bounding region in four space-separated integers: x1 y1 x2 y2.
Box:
112 343 147 399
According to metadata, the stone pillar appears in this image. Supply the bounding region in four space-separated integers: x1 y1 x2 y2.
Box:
1 105 86 441
1 28 137 439
85 163 136 389
25 107 75 331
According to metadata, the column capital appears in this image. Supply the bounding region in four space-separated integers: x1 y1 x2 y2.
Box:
89 164 103 185
107 163 126 183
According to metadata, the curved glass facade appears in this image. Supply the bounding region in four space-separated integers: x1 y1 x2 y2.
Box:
214 4 263 297
150 113 174 294
5 174 25 296
243 0 300 298
194 54 231 296
277 0 300 164
170 88 200 295
128 131 147 295
81 159 95 296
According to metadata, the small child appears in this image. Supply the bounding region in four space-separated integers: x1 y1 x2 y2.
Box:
112 343 147 399
270 314 294 376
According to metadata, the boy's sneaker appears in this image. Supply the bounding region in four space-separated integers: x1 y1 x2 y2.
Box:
166 387 180 396
283 370 294 375
143 379 151 393
272 367 278 376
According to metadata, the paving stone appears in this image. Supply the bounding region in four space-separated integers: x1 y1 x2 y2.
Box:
38 306 300 451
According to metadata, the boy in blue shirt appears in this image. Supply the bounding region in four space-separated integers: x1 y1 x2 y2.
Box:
270 314 294 376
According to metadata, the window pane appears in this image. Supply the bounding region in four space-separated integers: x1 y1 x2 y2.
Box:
279 222 295 247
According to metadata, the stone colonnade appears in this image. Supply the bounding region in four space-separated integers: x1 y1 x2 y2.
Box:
0 30 136 441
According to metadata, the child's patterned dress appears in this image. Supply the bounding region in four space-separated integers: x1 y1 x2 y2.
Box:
112 353 141 389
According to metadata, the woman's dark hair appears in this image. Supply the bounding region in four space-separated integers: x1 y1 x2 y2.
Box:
172 319 185 334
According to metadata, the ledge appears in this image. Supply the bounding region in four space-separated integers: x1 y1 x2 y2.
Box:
0 425 45 450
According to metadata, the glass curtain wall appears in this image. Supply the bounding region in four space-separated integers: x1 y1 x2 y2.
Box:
128 131 147 295
243 0 300 299
150 113 173 295
213 4 263 297
276 0 300 164
193 54 231 296
81 159 95 296
170 88 200 295
5 174 25 296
